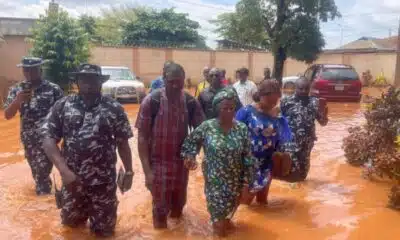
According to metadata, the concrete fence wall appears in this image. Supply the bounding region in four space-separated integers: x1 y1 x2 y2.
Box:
91 46 397 87
1 36 397 91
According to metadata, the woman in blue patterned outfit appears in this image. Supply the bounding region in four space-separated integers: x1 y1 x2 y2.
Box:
236 79 292 205
181 88 255 237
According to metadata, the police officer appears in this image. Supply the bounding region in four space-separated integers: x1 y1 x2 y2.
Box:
3 57 64 195
41 64 134 237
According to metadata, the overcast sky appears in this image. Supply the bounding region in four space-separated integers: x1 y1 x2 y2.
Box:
1 0 399 49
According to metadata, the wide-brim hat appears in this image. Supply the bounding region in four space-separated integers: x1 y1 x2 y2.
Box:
69 63 110 82
17 57 47 68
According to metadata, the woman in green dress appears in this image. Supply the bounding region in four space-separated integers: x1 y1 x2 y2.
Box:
181 88 255 237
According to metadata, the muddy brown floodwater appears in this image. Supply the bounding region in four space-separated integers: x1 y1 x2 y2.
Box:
1 90 399 240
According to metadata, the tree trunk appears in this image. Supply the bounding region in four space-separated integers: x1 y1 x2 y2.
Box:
272 46 287 85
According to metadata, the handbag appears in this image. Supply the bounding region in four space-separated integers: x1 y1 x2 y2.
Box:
271 152 292 179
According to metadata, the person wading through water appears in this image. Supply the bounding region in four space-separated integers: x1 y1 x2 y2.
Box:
182 88 255 237
236 79 293 205
136 63 205 229
42 64 134 237
4 57 64 195
280 77 328 181
198 68 242 120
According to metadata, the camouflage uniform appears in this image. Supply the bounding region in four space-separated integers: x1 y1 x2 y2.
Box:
41 95 133 235
4 80 63 194
280 95 325 181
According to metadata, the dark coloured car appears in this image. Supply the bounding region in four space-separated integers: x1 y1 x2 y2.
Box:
305 64 362 102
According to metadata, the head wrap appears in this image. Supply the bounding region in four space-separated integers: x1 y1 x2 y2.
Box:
212 87 236 112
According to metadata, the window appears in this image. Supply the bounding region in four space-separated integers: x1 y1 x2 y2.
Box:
320 68 359 80
102 68 135 81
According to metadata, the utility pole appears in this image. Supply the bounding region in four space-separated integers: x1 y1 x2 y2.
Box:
337 23 343 47
340 27 343 47
395 18 400 87
49 0 59 14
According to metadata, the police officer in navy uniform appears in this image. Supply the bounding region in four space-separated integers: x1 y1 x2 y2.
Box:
41 64 134 237
3 57 64 195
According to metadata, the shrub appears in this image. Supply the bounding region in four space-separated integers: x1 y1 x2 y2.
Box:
28 9 90 91
342 127 372 166
342 87 400 209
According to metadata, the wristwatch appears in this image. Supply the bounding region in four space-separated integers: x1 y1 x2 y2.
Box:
125 171 134 176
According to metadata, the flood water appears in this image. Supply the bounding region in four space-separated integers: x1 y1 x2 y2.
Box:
0 89 399 240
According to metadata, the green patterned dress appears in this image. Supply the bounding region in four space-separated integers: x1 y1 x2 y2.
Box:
181 119 254 223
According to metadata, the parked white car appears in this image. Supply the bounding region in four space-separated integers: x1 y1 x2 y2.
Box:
101 66 146 103
282 75 301 97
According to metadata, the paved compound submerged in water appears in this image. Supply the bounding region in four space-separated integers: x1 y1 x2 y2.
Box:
0 98 399 239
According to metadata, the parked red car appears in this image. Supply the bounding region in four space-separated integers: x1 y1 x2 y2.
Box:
304 64 362 102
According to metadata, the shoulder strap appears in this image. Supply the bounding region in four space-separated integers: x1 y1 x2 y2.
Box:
150 90 162 126
150 90 196 127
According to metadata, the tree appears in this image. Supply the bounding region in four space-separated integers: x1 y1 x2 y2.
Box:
95 5 139 44
122 8 207 48
211 3 270 49
28 9 90 90
213 0 340 82
78 14 98 42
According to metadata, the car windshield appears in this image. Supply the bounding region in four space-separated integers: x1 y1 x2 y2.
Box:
102 68 135 80
320 68 359 80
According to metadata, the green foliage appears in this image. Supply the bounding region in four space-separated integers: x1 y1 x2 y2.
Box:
212 0 270 49
343 87 400 209
95 5 139 44
213 0 340 81
78 14 98 42
28 9 90 90
281 15 325 64
121 8 207 48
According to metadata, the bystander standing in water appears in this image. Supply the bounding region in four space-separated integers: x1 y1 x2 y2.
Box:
233 67 258 107
136 63 205 229
41 64 134 237
235 69 240 83
194 66 211 97
263 67 272 81
3 57 64 195
236 79 293 205
280 77 328 181
220 68 229 86
182 88 255 237
199 68 242 119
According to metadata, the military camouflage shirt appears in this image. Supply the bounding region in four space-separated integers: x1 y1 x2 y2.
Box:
280 95 324 143
4 80 64 145
41 95 133 186
198 86 242 120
